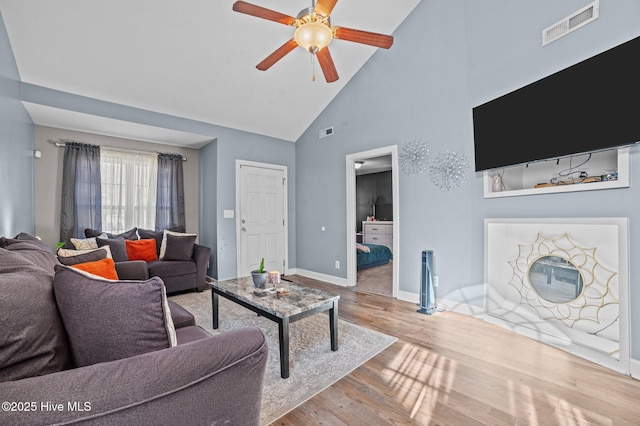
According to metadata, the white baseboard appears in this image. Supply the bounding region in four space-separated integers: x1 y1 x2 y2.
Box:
396 290 418 303
395 291 486 318
289 269 349 287
437 297 486 317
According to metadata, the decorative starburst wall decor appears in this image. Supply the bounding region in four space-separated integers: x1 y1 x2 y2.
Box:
399 138 430 175
429 149 468 191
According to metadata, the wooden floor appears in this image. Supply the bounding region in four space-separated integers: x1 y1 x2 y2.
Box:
272 275 640 426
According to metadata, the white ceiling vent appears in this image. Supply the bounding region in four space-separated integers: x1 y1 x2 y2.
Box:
542 0 599 46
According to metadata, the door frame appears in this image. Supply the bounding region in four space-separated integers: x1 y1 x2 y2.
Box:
235 160 289 278
346 146 400 297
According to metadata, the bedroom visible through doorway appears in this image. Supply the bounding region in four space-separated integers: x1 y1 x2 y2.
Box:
346 146 399 298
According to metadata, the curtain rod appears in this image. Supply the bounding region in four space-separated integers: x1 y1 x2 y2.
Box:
47 139 187 161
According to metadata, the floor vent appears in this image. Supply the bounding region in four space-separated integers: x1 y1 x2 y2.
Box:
542 0 599 46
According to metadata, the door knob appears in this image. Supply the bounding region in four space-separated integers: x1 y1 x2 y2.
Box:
241 227 247 232
242 219 246 223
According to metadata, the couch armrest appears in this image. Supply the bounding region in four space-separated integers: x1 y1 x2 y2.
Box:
114 260 149 280
0 327 267 426
192 243 212 291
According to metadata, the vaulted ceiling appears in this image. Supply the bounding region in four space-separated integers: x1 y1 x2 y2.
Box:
0 0 420 147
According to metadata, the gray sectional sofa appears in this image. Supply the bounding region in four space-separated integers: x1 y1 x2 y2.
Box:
0 235 267 425
61 227 213 294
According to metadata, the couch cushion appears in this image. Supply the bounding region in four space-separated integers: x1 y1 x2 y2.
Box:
0 248 71 382
158 229 197 260
175 325 211 345
2 240 59 274
162 233 196 261
53 265 177 368
57 246 111 266
71 258 119 280
138 226 185 256
137 228 163 256
70 235 106 250
97 236 129 262
0 234 43 248
85 227 138 240
12 232 40 241
167 300 196 328
148 260 196 278
125 238 158 262
114 260 149 280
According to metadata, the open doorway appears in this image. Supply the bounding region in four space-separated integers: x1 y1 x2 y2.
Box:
346 146 399 298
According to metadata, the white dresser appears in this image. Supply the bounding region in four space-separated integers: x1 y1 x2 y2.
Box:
362 221 393 252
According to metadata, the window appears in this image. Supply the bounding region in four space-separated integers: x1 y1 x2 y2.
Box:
100 148 157 233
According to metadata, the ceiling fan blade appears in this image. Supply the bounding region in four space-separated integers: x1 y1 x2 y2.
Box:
333 26 394 49
232 1 296 25
256 39 298 71
316 47 339 83
314 0 338 17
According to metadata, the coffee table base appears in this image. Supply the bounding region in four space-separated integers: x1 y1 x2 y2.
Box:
211 290 338 379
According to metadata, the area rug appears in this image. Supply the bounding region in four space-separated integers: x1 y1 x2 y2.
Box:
170 289 396 425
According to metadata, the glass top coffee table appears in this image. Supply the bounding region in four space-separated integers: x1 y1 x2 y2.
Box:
209 276 339 379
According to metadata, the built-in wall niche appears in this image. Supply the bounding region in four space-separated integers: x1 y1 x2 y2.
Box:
483 147 629 198
484 218 630 375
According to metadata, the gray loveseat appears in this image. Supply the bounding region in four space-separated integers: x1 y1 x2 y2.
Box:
0 235 267 425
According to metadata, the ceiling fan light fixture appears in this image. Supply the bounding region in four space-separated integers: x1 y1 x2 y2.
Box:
232 1 393 83
294 21 333 52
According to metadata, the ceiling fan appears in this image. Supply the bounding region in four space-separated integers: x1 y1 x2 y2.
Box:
232 0 394 83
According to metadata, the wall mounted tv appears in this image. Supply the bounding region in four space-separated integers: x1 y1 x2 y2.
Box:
472 35 640 172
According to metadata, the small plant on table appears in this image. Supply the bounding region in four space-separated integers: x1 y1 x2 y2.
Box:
251 258 268 288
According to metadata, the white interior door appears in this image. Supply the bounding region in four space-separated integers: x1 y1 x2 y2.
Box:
237 162 287 277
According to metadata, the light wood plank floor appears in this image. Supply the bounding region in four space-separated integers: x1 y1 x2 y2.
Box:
272 275 640 426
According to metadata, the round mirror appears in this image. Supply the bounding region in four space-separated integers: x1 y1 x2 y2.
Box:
528 255 584 303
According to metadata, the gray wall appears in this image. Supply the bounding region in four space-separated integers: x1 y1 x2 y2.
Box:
0 11 34 237
199 129 296 281
296 0 472 280
33 126 200 249
295 0 640 358
356 171 392 230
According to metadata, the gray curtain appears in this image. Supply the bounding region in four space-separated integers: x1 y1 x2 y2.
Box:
155 153 185 231
60 143 102 242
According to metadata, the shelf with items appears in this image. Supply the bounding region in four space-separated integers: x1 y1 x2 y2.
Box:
483 147 630 198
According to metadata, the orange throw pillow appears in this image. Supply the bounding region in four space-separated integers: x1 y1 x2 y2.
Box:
125 239 158 262
71 258 119 280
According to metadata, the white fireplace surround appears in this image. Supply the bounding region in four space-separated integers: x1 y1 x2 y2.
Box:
484 218 630 375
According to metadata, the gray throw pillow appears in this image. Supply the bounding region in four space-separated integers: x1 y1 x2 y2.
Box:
85 227 138 240
53 265 176 368
0 249 72 382
96 237 129 262
57 247 109 266
137 228 163 256
13 232 40 240
139 226 187 256
162 233 196 261
3 241 59 274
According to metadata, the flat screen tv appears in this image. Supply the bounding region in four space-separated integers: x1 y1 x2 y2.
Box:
472 35 640 172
